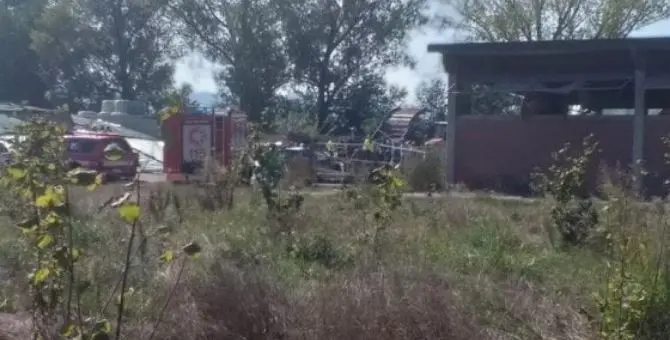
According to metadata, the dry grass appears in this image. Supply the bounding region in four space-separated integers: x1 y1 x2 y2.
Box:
2 181 669 339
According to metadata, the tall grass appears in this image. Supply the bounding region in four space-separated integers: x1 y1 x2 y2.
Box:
0 175 669 339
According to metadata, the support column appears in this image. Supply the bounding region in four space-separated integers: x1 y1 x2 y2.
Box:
445 57 459 187
632 50 646 193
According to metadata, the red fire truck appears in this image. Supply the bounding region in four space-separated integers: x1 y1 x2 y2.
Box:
161 106 247 182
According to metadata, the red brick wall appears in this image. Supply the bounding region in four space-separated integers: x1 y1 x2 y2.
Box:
455 116 670 196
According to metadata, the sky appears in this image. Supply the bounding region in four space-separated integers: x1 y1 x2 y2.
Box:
173 15 670 104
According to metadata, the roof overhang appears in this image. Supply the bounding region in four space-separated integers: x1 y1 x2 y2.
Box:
428 37 670 82
427 37 670 57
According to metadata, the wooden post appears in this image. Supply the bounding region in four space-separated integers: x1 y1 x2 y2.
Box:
632 50 646 193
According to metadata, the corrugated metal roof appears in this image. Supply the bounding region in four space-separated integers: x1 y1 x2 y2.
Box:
0 102 73 133
0 103 57 135
385 107 426 141
0 102 52 113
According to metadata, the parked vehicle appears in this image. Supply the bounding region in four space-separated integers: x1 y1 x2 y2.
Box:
0 140 12 165
65 131 139 181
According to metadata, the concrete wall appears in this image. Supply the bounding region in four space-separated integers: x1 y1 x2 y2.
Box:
455 115 670 196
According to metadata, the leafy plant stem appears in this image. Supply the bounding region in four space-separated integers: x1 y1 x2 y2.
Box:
114 219 137 340
147 255 187 340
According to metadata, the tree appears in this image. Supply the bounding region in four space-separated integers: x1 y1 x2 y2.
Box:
329 72 407 135
169 0 289 123
154 83 198 112
416 78 449 120
0 0 49 106
441 0 670 41
30 0 106 111
266 92 320 136
405 78 449 145
32 0 178 110
85 0 178 101
276 0 427 129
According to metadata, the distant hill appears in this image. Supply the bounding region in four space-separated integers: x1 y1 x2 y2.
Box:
189 92 219 107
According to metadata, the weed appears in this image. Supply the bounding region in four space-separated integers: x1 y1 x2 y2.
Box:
6 116 670 340
533 135 599 248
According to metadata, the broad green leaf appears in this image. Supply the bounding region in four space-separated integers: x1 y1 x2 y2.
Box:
118 202 140 223
71 248 82 261
391 176 406 188
37 234 54 249
43 212 60 227
35 186 64 208
160 249 175 263
87 173 104 191
35 194 54 208
6 167 26 180
60 323 78 337
33 267 50 285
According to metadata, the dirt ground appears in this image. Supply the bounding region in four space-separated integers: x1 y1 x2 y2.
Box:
0 313 30 340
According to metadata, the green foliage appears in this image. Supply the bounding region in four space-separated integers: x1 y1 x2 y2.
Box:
592 186 670 340
277 0 426 128
441 0 669 41
349 163 407 260
156 83 198 121
170 0 289 122
30 0 177 109
241 124 305 237
0 0 49 105
288 236 351 269
2 118 196 339
329 74 409 135
416 78 448 121
533 135 599 247
172 0 422 128
405 152 444 191
7 118 670 339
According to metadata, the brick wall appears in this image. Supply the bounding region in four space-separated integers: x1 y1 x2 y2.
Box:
455 115 670 196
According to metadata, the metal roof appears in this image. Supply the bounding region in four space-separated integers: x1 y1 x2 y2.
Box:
0 102 57 135
71 116 157 140
385 107 427 142
0 102 52 113
427 37 670 57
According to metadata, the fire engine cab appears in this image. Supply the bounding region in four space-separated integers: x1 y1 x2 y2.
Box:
161 106 247 182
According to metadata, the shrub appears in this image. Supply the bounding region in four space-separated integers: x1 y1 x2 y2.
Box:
533 135 599 248
404 150 444 192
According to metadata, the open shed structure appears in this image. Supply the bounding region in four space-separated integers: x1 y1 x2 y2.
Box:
428 37 670 196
